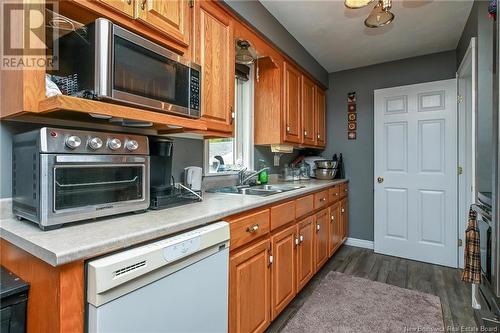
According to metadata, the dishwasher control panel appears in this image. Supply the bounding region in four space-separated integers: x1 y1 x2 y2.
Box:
163 237 201 262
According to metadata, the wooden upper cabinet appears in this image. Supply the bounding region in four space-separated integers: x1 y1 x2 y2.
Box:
283 62 302 144
229 239 271 333
301 75 315 145
296 216 314 291
314 208 329 271
135 0 191 46
195 0 234 133
271 225 297 320
99 0 135 17
315 86 326 147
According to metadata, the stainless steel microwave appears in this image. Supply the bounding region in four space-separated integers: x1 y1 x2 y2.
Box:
54 18 201 118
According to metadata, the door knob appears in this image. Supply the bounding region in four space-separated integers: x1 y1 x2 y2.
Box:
377 177 384 183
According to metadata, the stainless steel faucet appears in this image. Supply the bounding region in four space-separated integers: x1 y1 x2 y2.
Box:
238 167 270 186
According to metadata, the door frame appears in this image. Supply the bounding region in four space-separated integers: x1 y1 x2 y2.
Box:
457 37 477 268
373 79 459 267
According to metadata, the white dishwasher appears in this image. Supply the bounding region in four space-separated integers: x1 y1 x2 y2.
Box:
86 221 230 333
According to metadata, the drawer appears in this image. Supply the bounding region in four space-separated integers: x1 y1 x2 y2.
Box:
340 183 349 198
314 190 329 210
270 200 296 231
229 209 270 250
328 186 340 202
296 194 314 218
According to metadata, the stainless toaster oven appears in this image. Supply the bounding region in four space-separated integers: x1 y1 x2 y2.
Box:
12 128 150 230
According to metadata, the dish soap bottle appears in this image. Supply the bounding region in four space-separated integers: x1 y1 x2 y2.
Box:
258 159 268 184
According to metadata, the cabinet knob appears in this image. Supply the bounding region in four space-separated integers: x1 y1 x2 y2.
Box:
304 130 308 136
286 126 290 132
331 215 335 222
295 236 299 246
141 0 147 10
127 0 131 4
299 235 304 243
246 224 259 233
320 197 326 202
317 133 320 139
341 208 345 213
377 177 384 184
316 224 320 232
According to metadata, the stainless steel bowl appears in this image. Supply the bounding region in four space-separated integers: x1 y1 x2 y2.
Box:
315 168 337 180
315 160 337 169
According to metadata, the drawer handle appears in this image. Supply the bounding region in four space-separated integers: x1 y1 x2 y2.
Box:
141 0 147 10
246 224 259 233
320 197 326 202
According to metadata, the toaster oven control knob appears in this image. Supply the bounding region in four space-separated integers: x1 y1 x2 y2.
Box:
108 138 122 150
125 140 139 152
88 137 103 150
65 135 82 149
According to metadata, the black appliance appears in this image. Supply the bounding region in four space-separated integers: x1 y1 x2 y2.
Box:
0 267 29 333
149 137 202 209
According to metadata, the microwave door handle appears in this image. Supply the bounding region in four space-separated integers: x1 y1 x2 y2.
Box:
55 176 138 187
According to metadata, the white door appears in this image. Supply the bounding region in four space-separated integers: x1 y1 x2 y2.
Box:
374 79 458 267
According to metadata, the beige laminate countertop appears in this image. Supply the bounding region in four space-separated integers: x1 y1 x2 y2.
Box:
0 179 347 266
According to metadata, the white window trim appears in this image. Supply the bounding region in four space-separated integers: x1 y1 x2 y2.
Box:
203 66 254 176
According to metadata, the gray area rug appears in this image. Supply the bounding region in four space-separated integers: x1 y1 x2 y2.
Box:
282 271 444 333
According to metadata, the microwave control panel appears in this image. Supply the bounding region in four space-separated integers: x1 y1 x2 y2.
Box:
189 69 200 116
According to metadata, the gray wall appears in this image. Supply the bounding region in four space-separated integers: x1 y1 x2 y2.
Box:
324 51 457 241
224 0 328 87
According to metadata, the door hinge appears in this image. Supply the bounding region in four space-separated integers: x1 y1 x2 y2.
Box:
188 0 194 8
458 239 463 247
458 166 463 175
457 95 463 104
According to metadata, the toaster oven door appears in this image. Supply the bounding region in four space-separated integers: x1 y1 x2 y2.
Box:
40 155 150 227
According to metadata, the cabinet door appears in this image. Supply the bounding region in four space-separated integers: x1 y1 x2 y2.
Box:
230 239 271 333
315 87 326 147
315 208 329 271
296 216 314 291
340 198 348 242
99 0 134 16
283 62 302 144
328 203 341 257
135 0 190 46
196 1 234 133
301 75 315 145
271 225 297 320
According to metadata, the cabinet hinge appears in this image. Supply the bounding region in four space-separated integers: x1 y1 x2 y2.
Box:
188 0 194 8
458 166 463 175
457 95 463 104
458 239 463 247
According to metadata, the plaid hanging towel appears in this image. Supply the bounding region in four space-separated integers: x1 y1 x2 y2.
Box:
462 208 481 284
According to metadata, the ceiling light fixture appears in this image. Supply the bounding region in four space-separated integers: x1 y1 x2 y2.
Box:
345 0 395 28
235 40 254 65
344 0 374 9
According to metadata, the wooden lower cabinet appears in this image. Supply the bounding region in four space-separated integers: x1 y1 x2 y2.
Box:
296 216 315 292
340 198 349 241
229 239 271 333
270 225 297 319
314 208 329 272
328 202 341 256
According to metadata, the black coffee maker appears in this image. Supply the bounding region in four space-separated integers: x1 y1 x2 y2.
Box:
149 137 174 209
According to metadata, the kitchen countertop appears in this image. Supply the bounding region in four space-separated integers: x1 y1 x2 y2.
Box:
0 179 347 267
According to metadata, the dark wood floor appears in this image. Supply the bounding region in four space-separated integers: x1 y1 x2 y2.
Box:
267 245 476 332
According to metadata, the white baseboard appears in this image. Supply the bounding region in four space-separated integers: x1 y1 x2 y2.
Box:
344 237 374 250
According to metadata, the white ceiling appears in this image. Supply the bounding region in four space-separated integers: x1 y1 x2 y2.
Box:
260 0 474 72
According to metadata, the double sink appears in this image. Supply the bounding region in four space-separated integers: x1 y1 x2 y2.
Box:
207 184 305 196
